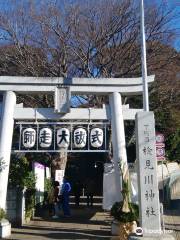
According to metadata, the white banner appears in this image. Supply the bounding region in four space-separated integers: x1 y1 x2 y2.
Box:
34 162 45 204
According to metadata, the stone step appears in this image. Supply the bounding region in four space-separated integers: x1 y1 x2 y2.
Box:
70 195 103 201
69 195 103 206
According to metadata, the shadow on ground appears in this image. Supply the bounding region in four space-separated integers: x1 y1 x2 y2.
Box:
6 206 112 240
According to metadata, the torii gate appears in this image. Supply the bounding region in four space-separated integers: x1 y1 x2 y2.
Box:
0 75 154 210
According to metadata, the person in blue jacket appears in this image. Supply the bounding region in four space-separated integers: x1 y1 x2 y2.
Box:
61 176 71 217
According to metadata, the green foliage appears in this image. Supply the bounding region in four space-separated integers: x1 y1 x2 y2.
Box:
25 189 36 219
154 106 180 161
44 178 53 193
111 202 139 223
166 128 180 161
9 155 37 219
44 178 54 204
9 155 36 189
23 172 37 190
0 208 6 221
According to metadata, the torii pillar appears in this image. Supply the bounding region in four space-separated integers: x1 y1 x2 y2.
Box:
109 92 128 201
0 91 16 210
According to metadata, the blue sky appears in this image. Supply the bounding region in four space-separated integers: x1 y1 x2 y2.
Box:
164 0 180 50
145 0 180 49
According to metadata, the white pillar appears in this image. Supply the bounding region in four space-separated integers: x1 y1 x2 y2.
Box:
140 0 149 111
0 91 16 210
109 92 128 201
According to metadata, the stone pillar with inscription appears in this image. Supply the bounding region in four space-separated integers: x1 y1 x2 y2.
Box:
136 112 161 235
129 112 174 240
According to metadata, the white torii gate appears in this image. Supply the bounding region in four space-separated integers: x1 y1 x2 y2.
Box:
0 75 154 210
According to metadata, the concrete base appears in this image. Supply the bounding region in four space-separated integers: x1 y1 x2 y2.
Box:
0 219 11 238
128 234 175 240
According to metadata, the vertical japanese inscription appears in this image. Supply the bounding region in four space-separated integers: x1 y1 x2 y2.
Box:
54 87 70 113
135 112 161 236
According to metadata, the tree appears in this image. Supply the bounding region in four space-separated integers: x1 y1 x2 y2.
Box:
0 0 179 161
0 1 178 79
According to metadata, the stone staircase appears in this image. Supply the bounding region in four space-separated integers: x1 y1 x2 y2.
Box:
69 195 103 207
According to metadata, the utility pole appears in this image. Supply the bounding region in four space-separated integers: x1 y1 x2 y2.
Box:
140 0 149 111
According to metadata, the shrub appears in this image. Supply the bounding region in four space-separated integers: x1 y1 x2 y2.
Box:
111 201 139 223
0 208 6 221
25 188 36 219
9 155 37 220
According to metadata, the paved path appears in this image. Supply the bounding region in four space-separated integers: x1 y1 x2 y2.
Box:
6 207 112 240
5 206 180 240
164 209 180 240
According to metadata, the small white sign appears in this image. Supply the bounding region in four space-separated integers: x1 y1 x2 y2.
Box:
54 87 70 113
55 170 65 187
